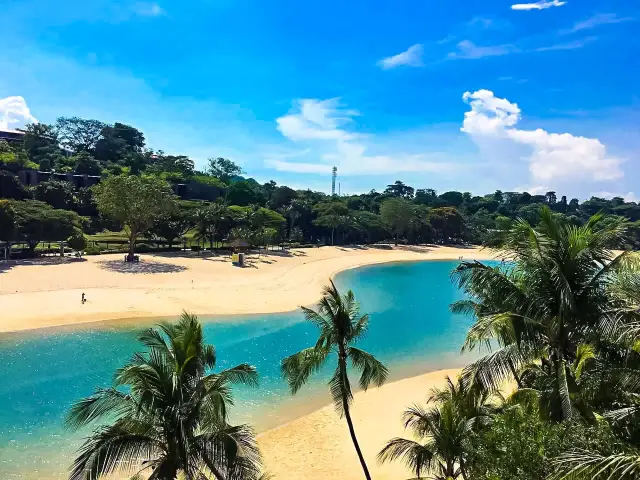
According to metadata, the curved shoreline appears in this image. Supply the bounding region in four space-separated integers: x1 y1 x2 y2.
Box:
0 245 497 333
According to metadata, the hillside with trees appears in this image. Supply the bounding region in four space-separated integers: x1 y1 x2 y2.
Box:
1 116 639 257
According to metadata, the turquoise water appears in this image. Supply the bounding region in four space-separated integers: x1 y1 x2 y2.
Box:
0 260 486 479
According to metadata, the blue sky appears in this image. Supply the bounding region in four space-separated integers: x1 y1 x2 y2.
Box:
1 0 639 200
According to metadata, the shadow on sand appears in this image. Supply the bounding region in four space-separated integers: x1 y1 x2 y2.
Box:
98 259 188 274
0 256 87 273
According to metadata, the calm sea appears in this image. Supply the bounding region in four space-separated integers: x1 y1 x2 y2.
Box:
0 259 489 478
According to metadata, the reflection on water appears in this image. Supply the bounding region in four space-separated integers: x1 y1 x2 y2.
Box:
0 260 489 478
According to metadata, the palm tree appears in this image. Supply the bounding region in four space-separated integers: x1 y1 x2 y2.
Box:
451 207 639 421
281 281 388 480
66 312 262 480
379 375 494 480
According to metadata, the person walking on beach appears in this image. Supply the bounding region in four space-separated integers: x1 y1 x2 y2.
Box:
81 292 86 304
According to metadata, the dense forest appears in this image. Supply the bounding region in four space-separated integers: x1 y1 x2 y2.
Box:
1 116 639 256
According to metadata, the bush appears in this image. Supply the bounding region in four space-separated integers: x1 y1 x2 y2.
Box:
67 229 87 252
467 406 622 480
84 244 103 255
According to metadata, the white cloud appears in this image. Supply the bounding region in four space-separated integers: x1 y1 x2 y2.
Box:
377 44 424 69
562 13 634 34
511 0 566 11
461 89 623 184
535 36 598 51
132 2 166 17
449 40 517 59
0 96 38 130
591 191 639 203
271 99 458 175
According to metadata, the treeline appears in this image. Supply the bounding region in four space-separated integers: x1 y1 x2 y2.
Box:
1 116 639 255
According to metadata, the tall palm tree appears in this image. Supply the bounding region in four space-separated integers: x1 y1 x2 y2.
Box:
451 207 639 421
379 375 494 480
281 281 388 480
66 312 262 480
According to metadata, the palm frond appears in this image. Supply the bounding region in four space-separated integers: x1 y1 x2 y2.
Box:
281 347 330 394
377 437 435 479
348 346 388 390
551 450 640 480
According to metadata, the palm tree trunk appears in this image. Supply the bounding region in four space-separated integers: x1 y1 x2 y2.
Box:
339 360 372 480
508 359 523 389
556 349 572 421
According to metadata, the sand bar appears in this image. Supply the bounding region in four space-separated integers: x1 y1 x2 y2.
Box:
0 245 496 333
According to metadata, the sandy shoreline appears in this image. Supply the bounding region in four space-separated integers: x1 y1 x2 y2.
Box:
258 368 463 480
0 245 497 333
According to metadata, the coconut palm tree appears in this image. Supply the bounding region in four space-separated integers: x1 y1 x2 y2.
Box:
281 281 388 480
66 312 262 480
551 450 640 479
451 207 639 421
378 375 495 480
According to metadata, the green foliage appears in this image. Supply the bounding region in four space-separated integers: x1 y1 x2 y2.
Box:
467 406 620 480
207 157 243 183
0 170 30 200
92 175 176 254
72 152 102 175
147 207 194 248
226 180 265 206
313 201 349 245
0 199 16 242
32 180 76 210
67 229 87 251
55 117 107 153
9 200 81 250
380 197 414 242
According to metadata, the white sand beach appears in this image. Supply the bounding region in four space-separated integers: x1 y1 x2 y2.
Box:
0 245 497 333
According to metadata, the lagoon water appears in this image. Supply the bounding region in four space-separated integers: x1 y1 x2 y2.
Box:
0 259 487 478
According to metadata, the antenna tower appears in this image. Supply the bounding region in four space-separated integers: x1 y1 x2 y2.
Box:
331 166 337 196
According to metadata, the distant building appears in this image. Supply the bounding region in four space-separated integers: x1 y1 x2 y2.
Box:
0 129 25 143
16 169 101 189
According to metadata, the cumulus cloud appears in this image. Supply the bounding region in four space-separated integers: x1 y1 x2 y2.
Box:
271 99 457 175
0 96 38 130
511 0 566 11
448 41 517 59
377 44 424 69
461 89 623 183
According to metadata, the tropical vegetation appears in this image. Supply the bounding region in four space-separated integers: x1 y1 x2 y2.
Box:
66 312 262 480
2 117 640 258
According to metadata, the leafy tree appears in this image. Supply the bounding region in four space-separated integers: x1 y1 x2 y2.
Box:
439 191 465 207
55 117 107 153
10 200 81 251
148 207 194 249
0 170 30 200
380 197 414 244
384 180 415 199
281 282 388 480
66 312 262 480
193 202 228 249
67 229 87 252
0 199 16 244
451 207 639 421
415 188 439 206
270 186 297 210
32 180 76 210
313 201 349 245
21 123 62 165
354 211 389 243
93 175 176 258
429 207 464 243
72 152 102 176
207 157 244 183
94 122 145 162
226 181 265 206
